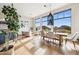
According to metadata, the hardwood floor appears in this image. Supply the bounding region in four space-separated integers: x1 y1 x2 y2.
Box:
13 35 79 55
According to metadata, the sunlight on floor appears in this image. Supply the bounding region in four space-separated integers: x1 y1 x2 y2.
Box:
13 35 79 55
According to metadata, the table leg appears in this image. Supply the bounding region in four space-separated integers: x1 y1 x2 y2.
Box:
59 35 63 47
43 36 44 40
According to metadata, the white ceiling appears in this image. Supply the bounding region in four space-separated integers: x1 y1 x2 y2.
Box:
0 3 69 18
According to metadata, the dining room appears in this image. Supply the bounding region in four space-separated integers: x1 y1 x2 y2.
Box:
0 3 79 55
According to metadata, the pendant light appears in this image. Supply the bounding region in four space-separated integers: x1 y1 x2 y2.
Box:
47 4 54 25
47 4 54 32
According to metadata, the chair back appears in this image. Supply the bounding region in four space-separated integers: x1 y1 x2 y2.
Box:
41 30 47 37
72 32 79 41
67 32 76 38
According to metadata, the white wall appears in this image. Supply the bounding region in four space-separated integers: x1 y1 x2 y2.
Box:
0 24 8 30
71 4 79 34
0 19 8 30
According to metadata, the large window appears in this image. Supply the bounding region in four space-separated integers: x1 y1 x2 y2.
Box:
53 9 71 33
35 9 71 33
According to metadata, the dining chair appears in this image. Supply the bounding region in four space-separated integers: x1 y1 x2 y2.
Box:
64 32 79 48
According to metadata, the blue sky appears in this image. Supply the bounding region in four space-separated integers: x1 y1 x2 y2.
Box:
36 19 71 27
54 18 71 27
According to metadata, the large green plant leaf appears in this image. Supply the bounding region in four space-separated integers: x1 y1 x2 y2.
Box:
2 4 20 32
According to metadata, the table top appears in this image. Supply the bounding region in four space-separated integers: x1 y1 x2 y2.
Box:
54 32 68 36
43 32 68 39
43 32 59 40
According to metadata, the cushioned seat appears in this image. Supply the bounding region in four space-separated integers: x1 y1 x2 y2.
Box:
0 34 5 44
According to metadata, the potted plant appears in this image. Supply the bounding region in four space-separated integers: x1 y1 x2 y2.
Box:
2 3 20 31
0 3 20 52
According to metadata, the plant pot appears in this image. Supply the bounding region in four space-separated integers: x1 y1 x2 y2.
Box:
0 45 14 55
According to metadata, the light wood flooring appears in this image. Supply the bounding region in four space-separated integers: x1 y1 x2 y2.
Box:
14 35 79 55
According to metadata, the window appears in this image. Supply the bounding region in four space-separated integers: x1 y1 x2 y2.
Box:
35 18 41 27
35 9 71 33
42 16 48 26
35 17 48 27
35 16 48 31
21 21 29 28
53 9 71 33
35 18 41 31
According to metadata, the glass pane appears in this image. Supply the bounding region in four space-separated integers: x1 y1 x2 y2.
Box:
63 18 71 26
58 12 64 18
54 19 62 27
54 14 58 19
54 18 71 27
35 23 40 27
42 17 47 22
64 10 71 17
35 18 40 23
42 21 47 26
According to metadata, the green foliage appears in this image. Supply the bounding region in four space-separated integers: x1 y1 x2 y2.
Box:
2 4 20 32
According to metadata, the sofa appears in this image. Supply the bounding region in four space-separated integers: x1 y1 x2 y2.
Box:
0 31 16 44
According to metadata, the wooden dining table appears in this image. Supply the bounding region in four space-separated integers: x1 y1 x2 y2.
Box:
54 32 68 46
43 32 68 46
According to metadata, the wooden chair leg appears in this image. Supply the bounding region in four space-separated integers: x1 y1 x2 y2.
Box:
72 41 78 54
65 39 67 45
72 41 76 48
43 36 44 40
